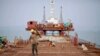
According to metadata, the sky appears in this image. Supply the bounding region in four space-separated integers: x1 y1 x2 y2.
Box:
0 0 100 31
0 0 100 46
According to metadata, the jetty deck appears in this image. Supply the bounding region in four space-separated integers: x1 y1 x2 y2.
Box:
0 41 99 56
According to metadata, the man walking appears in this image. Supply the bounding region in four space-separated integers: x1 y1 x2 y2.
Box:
29 29 41 56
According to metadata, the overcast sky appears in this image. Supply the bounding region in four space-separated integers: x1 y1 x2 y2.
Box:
0 0 100 31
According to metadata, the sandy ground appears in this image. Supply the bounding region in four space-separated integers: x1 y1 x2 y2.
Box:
0 42 99 56
0 37 100 56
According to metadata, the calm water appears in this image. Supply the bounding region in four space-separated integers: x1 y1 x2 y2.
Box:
0 26 30 42
0 26 100 47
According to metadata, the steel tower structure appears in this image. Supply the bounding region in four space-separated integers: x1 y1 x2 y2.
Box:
42 6 46 24
59 6 63 23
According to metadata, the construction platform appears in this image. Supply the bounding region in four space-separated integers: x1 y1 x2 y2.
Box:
0 37 99 56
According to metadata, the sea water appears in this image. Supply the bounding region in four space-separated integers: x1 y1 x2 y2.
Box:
0 26 30 42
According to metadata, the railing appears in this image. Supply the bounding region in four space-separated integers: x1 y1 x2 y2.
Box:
26 23 74 31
